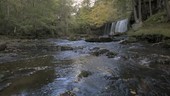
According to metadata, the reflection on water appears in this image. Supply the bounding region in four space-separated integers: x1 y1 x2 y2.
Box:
0 55 56 96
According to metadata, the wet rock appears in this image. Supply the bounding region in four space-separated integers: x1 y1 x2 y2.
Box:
0 43 7 51
112 38 122 42
85 36 113 42
106 51 117 58
119 37 138 44
91 49 110 56
78 70 92 78
60 91 76 96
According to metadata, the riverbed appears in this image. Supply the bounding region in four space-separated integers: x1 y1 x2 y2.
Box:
0 37 170 96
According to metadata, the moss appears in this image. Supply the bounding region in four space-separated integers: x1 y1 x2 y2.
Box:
145 11 168 24
128 24 170 38
128 11 170 38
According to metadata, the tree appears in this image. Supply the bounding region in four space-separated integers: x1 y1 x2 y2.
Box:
0 0 74 37
165 0 170 20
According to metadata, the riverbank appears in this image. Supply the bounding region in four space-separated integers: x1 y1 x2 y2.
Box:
126 11 170 48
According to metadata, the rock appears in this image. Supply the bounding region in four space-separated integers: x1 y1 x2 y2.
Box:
91 49 110 56
106 51 117 58
78 70 92 78
0 43 7 51
60 91 76 96
85 36 113 42
119 37 138 44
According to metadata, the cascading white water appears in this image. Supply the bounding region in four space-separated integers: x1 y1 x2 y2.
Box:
115 19 129 33
103 19 128 36
109 22 117 35
103 23 111 36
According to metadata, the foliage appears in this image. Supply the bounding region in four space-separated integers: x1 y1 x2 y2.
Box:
0 0 74 38
75 0 133 34
88 0 117 27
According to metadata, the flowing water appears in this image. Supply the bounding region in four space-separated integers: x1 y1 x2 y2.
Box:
115 19 129 33
0 37 170 96
104 19 129 36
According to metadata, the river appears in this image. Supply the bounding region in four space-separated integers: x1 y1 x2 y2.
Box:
0 37 170 96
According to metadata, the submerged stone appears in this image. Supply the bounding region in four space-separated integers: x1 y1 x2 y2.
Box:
78 70 92 78
106 51 117 58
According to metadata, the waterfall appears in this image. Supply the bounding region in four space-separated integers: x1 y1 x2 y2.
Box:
109 22 117 35
115 19 129 33
103 19 128 36
103 23 111 36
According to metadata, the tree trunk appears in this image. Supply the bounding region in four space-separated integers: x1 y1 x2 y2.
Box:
165 0 170 20
132 0 138 23
138 0 142 22
149 0 153 16
134 7 138 23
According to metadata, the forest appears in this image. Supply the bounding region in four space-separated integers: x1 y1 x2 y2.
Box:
0 0 169 38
